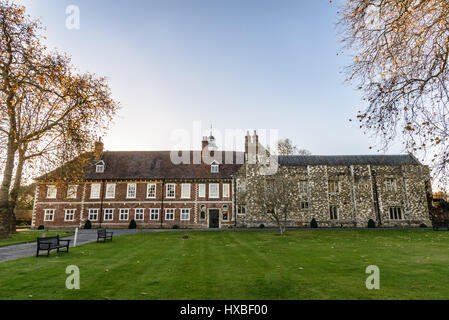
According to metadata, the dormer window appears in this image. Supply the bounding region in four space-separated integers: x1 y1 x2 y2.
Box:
211 164 219 173
96 165 104 173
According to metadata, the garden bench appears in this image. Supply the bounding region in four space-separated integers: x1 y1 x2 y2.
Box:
97 229 113 242
36 235 71 257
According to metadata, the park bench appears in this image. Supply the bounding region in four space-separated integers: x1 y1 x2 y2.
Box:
36 235 71 257
97 229 113 242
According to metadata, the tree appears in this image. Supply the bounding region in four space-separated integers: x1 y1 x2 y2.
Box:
277 138 311 155
250 163 298 236
338 0 449 184
0 1 119 237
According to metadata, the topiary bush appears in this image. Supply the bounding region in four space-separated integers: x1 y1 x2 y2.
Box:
172 224 179 229
420 223 427 228
259 223 265 228
368 219 376 228
37 225 45 230
84 219 92 229
129 219 137 229
310 218 318 228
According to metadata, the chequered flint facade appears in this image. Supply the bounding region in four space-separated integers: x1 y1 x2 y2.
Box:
32 132 432 229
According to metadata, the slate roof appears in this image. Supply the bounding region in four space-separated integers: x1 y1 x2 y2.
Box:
84 151 245 180
277 154 421 166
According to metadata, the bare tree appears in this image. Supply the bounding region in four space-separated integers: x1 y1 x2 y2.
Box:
337 0 449 186
0 1 119 237
277 138 311 156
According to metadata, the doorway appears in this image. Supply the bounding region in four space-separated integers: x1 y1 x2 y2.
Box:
209 209 220 228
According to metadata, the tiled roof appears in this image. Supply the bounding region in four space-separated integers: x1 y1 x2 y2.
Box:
277 154 421 166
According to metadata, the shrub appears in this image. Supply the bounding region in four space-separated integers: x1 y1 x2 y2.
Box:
368 219 376 228
259 224 265 228
172 224 179 229
310 218 318 228
129 219 137 229
37 225 45 230
182 234 189 239
420 223 427 228
84 219 92 229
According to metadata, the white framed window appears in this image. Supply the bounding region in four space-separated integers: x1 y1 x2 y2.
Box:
222 184 230 198
198 184 206 198
147 183 156 198
105 183 116 199
150 209 160 220
200 205 207 220
127 183 137 199
209 183 219 199
165 208 175 220
299 181 308 194
385 179 397 192
67 185 78 199
119 209 130 221
389 207 403 220
64 209 76 222
222 205 229 221
237 180 246 193
166 184 175 198
135 208 145 221
330 206 338 220
90 183 101 199
88 208 99 221
104 209 114 221
180 208 190 221
211 165 219 173
300 201 309 210
44 209 55 221
181 183 191 199
96 164 104 173
328 181 339 194
47 185 57 199
237 206 246 215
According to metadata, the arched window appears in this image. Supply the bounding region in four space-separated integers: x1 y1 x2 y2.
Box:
222 205 229 221
200 205 207 220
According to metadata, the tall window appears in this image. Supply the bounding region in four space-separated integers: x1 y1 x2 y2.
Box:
127 183 137 199
328 181 339 194
198 184 206 198
165 208 175 220
222 184 230 198
209 184 219 199
211 165 219 173
44 209 55 221
237 206 246 215
385 179 397 192
88 209 99 221
389 207 403 220
135 208 145 221
222 205 229 221
180 209 190 221
64 209 75 221
47 185 57 199
105 183 116 199
147 183 156 198
150 209 160 220
166 184 176 198
119 209 129 220
67 185 78 199
90 184 101 199
330 206 338 220
104 209 114 221
200 205 207 220
181 183 191 199
298 181 308 194
300 201 309 210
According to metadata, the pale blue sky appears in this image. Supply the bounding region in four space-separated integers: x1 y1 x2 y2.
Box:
16 0 404 154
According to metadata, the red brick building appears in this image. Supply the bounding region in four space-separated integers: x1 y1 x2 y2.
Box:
32 135 245 229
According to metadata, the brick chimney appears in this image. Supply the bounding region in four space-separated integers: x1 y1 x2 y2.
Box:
94 138 104 161
202 136 208 151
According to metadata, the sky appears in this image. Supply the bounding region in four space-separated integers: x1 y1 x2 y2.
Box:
15 0 405 155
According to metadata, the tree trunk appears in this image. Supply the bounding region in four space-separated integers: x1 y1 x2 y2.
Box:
9 148 26 234
0 138 17 238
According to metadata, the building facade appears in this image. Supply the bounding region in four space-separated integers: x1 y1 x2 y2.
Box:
32 132 432 229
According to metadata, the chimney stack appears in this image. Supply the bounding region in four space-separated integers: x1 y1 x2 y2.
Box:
202 136 208 151
94 138 104 161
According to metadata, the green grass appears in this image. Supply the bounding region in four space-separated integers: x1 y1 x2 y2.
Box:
0 230 74 247
1 230 449 300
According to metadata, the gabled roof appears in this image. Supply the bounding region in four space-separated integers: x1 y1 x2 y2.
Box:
277 154 421 166
85 151 245 180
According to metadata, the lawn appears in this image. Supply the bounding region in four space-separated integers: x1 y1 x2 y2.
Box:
0 230 74 247
0 230 448 300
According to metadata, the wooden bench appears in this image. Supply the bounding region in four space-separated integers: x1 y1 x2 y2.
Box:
36 235 71 257
97 229 113 242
